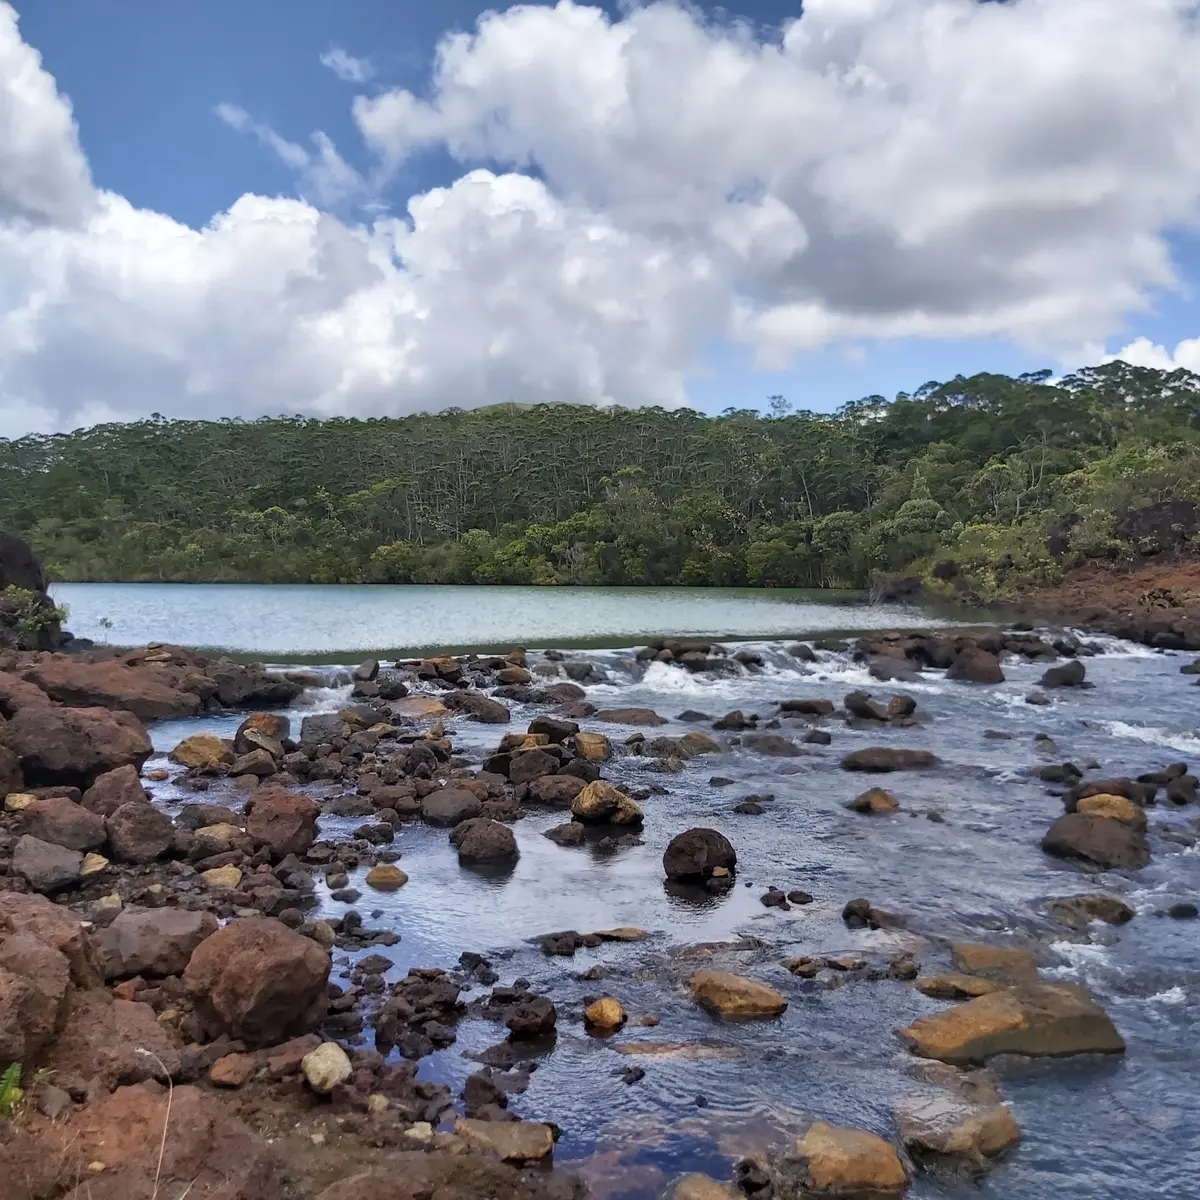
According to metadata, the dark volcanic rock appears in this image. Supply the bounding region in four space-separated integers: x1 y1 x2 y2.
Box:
947 649 1005 684
106 801 175 863
0 705 153 787
1042 813 1150 870
451 818 519 864
841 747 938 772
1041 660 1087 688
421 787 484 827
663 828 737 881
21 795 107 851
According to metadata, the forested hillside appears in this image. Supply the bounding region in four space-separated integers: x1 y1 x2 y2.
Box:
2 361 1198 594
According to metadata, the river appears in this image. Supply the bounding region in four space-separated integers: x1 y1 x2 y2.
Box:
64 584 1200 1198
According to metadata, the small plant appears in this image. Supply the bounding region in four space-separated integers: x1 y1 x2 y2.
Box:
0 586 69 650
98 615 115 643
0 1062 23 1116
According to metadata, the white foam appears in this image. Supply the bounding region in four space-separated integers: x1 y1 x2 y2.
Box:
1100 720 1200 756
1148 986 1188 1006
295 684 355 713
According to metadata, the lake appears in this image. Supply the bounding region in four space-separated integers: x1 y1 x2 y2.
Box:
50 582 966 658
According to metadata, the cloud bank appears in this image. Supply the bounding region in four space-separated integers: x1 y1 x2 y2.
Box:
2 0 1200 437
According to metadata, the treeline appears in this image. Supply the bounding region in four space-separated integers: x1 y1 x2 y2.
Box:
1 361 1198 596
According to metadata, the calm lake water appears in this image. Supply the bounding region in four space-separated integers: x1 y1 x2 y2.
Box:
51 582 965 658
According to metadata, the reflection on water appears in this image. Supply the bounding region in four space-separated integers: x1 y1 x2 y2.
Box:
52 581 972 657
143 633 1200 1199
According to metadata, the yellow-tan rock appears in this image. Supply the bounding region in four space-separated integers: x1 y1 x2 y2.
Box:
950 943 1039 983
583 997 626 1033
573 731 613 762
899 983 1125 1064
571 780 644 825
688 970 787 1019
454 1118 554 1162
365 864 409 891
202 865 243 889
169 734 229 769
781 1121 907 1195
79 852 110 878
917 974 1006 1001
301 1042 352 1094
391 696 449 721
1076 793 1146 829
195 823 244 842
4 792 36 811
671 1174 739 1200
894 1094 1021 1167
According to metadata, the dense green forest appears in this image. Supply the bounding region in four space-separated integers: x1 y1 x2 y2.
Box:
1 361 1198 596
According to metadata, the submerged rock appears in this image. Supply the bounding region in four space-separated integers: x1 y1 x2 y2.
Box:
898 983 1125 1064
1042 660 1087 688
766 1120 908 1196
847 787 900 815
841 747 938 773
1042 813 1150 870
663 828 737 881
451 817 519 864
1042 893 1135 929
455 1118 555 1163
894 1093 1021 1171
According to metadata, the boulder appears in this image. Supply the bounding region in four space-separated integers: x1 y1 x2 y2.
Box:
206 658 303 708
893 1094 1021 1170
1043 894 1135 929
0 933 71 1060
544 821 587 847
19 656 201 721
573 731 612 761
0 705 152 787
841 747 938 772
245 788 319 857
950 944 1039 983
584 996 626 1032
45 988 181 1089
898 983 1125 1064
0 744 21 795
688 970 787 1018
421 786 484 827
455 692 511 724
742 733 801 756
571 780 644 825
1042 660 1086 688
230 748 278 778
506 995 557 1038
844 691 891 721
525 774 586 807
663 828 737 881
1076 793 1146 829
947 649 1005 684
106 800 175 862
451 817 519 864
365 864 409 891
81 764 149 816
302 1041 353 1094
183 916 331 1045
13 834 82 892
847 787 900 815
594 707 667 726
235 712 291 749
917 975 1007 1001
672 1176 739 1200
1042 813 1149 870
780 698 835 716
22 794 107 850
526 715 579 742
94 907 219 979
508 748 561 784
454 1118 555 1163
769 1121 907 1196
0 891 99 984
169 733 230 768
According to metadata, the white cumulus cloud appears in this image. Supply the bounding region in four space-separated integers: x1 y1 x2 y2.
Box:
3 0 1200 439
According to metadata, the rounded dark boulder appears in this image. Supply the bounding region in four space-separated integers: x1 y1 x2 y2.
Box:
1042 813 1149 870
1041 660 1087 688
506 994 557 1039
451 817 519 864
663 828 737 881
421 787 484 828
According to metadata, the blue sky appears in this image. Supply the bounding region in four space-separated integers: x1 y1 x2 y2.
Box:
3 0 1200 434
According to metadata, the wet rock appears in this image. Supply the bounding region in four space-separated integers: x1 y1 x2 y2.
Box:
784 956 820 978
571 780 644 825
526 774 586 807
847 787 900 815
594 707 667 726
573 731 612 761
583 997 626 1033
844 691 891 721
245 788 318 858
1043 894 1135 929
841 747 938 772
230 748 277 778
94 907 219 979
1026 690 1050 706
1042 813 1150 870
671 1174 739 1200
183 916 331 1045
0 704 153 787
452 817 519 864
13 834 82 892
21 794 107 851
509 748 561 785
421 786 484 827
365 864 409 890
455 1118 555 1163
917 975 1007 1001
780 698 835 716
951 944 1039 983
1168 902 1198 920
713 710 754 731
663 828 737 881
688 970 787 1018
544 821 587 847
106 800 175 863
742 733 801 756
1076 793 1146 829
947 648 1004 684
528 716 580 742
1042 659 1087 688
302 1041 353 1094
803 729 833 746
506 995 557 1038
767 1120 908 1196
899 983 1125 1064
894 1093 1021 1171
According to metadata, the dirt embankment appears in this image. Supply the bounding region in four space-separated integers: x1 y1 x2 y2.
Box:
1024 560 1200 651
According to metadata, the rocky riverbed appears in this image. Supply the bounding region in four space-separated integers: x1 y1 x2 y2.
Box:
1 627 1199 1199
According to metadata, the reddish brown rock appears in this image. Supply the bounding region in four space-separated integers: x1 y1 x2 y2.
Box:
19 655 202 721
22 794 107 851
183 917 331 1045
0 891 99 984
0 704 153 787
94 907 219 979
0 932 71 1061
245 788 319 858
106 800 175 863
0 743 21 795
81 763 150 816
